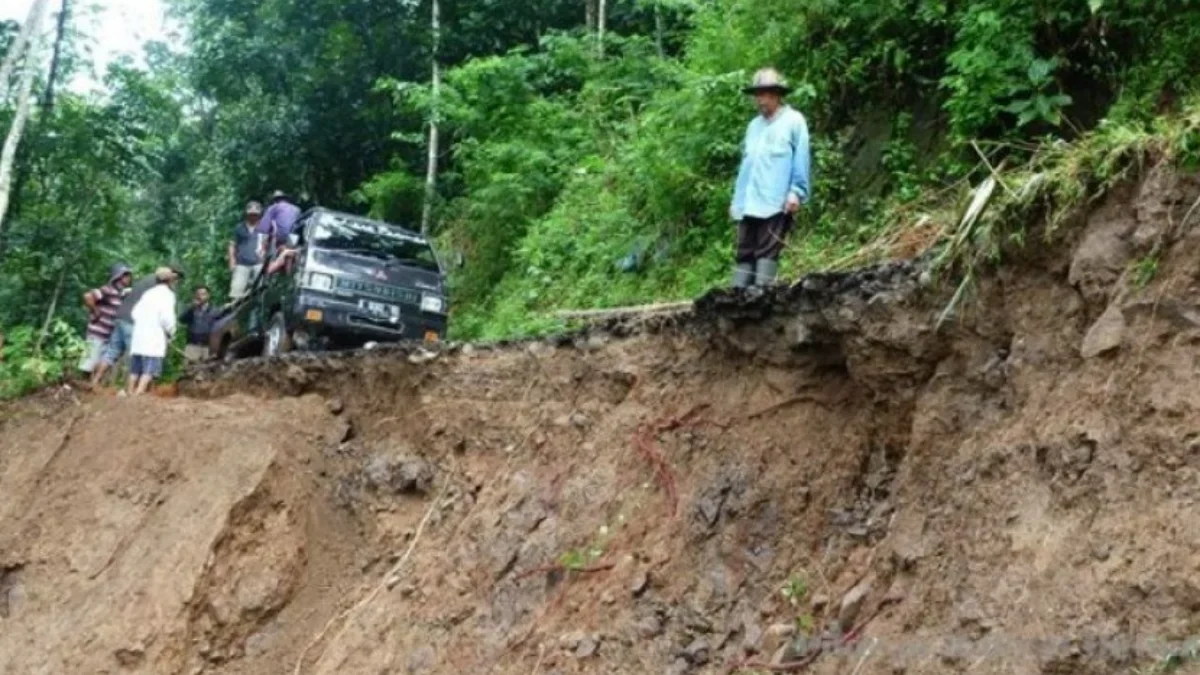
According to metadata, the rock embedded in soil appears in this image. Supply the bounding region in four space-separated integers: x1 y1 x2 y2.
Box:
682 638 710 665
573 635 600 659
406 644 435 673
838 581 872 628
760 623 796 656
559 631 586 651
324 418 353 445
364 455 435 495
810 593 830 612
633 615 664 639
1080 304 1126 358
740 615 764 653
631 570 650 597
664 658 690 675
114 646 145 667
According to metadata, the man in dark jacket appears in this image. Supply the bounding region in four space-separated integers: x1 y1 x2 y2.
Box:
179 286 220 362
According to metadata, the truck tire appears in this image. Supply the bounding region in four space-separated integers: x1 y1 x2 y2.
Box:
263 312 293 358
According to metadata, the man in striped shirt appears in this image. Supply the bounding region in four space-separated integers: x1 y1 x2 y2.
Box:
79 264 132 378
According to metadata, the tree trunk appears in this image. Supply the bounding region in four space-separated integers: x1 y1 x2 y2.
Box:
0 1 49 238
597 0 607 56
585 0 597 31
655 1 665 58
34 265 67 356
0 0 49 97
40 0 70 114
420 0 440 236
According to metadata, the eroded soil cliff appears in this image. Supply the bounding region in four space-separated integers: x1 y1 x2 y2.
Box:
4 165 1200 675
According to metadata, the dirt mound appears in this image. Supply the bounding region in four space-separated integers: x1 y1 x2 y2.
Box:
6 165 1200 675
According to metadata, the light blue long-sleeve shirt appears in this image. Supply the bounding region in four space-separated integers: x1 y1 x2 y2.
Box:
731 106 811 220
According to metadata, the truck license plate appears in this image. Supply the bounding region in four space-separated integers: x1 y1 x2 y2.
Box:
359 299 399 318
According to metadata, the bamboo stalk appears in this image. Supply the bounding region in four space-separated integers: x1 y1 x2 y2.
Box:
554 301 694 320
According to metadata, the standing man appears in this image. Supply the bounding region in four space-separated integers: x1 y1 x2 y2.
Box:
730 67 811 288
128 268 179 396
179 286 219 362
79 264 132 380
229 201 265 301
258 190 301 254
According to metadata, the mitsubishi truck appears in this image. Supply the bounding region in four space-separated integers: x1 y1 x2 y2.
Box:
209 208 449 360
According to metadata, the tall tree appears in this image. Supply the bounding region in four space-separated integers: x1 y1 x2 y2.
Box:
40 0 70 113
597 0 607 55
421 0 440 235
0 0 49 98
0 0 49 236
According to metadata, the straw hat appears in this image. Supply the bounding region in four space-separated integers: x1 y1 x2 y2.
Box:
742 67 792 95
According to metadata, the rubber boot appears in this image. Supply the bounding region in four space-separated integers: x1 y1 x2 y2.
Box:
755 258 779 287
732 263 754 289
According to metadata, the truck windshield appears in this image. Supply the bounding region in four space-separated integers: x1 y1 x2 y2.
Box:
310 215 440 271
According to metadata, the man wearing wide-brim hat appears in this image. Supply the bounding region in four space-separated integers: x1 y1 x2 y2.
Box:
257 188 302 254
729 67 812 288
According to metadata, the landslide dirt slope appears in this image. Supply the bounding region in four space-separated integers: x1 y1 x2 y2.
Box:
5 164 1200 675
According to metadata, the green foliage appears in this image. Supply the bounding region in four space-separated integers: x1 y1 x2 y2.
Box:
0 321 84 399
357 0 1200 339
1131 253 1160 290
780 574 808 607
941 3 1042 139
931 101 1194 323
557 523 614 571
8 0 1200 374
558 543 605 571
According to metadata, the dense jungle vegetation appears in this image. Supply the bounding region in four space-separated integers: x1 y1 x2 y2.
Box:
2 0 1200 395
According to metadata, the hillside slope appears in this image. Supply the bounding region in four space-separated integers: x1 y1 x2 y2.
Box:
4 165 1200 675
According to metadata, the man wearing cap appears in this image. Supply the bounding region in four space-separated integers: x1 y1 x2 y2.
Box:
730 67 812 288
128 267 179 395
91 263 185 387
258 190 301 253
79 263 133 380
229 201 266 301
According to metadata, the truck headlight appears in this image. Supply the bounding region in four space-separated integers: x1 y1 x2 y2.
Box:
420 294 444 313
306 272 334 291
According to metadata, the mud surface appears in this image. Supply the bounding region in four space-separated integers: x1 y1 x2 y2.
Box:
5 165 1200 675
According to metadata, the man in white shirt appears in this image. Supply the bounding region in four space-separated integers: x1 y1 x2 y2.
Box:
128 267 179 396
730 68 812 288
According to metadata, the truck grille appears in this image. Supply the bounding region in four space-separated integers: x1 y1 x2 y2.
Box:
335 278 420 305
